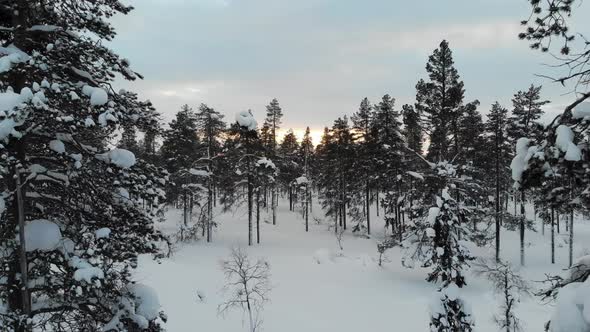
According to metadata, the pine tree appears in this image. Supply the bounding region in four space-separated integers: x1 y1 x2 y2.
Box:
401 163 476 332
507 85 550 266
485 102 512 261
401 104 423 154
457 101 485 168
415 40 472 162
228 110 261 246
195 103 226 242
506 85 550 144
372 95 404 235
263 99 283 225
160 105 201 207
0 1 167 330
118 123 140 155
278 129 301 211
264 98 284 152
351 98 377 234
299 127 314 232
316 118 356 233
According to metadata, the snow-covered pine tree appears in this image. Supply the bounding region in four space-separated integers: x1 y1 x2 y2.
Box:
253 157 277 243
263 99 283 225
507 85 550 266
351 97 377 234
399 161 476 331
315 118 356 233
230 110 261 246
371 95 404 235
485 102 512 261
401 104 423 155
160 105 202 238
456 101 485 170
195 103 226 242
299 127 314 231
0 1 167 330
278 129 301 211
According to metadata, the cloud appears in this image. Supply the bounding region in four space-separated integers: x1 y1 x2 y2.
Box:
341 21 523 56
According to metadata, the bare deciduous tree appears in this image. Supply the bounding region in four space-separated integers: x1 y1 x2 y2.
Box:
474 258 531 332
218 248 272 332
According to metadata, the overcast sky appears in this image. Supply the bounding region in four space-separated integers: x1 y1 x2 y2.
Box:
110 0 589 143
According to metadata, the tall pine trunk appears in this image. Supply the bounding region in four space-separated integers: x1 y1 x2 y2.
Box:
366 182 371 235
519 191 525 266
256 189 260 244
569 209 574 267
495 152 501 262
551 207 555 264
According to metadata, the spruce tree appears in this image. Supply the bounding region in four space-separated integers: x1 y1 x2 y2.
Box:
0 1 167 330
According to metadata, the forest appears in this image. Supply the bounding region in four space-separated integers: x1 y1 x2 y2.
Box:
0 0 589 331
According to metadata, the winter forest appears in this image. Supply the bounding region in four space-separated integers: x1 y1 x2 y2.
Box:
0 0 590 331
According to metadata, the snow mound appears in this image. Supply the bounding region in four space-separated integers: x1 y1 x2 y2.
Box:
90 88 108 106
510 137 531 186
572 102 590 120
189 169 211 177
235 110 257 131
97 149 136 169
24 219 62 252
70 256 104 283
295 176 308 185
550 281 590 332
313 248 340 264
0 195 5 215
406 171 424 180
0 88 37 140
95 228 111 239
0 46 29 74
556 125 581 161
130 283 161 321
257 157 276 169
49 139 65 154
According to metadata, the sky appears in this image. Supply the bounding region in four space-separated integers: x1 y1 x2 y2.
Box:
110 0 589 144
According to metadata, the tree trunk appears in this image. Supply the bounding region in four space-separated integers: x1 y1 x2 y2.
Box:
551 207 555 264
256 189 260 244
376 190 380 217
366 183 371 235
305 186 309 232
520 192 525 266
272 187 277 225
495 149 501 262
569 209 574 267
16 169 31 329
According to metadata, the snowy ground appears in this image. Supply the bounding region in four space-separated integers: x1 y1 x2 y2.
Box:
135 199 590 332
